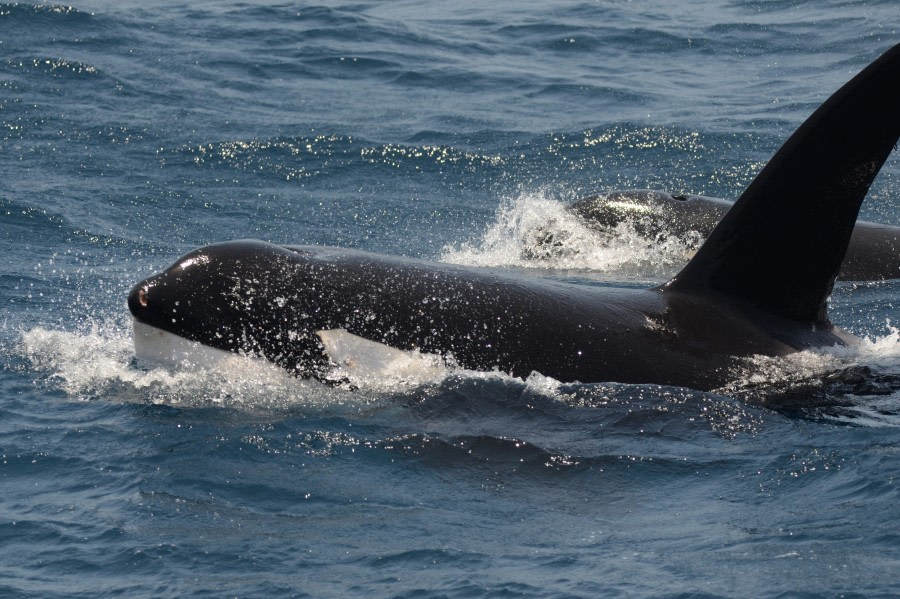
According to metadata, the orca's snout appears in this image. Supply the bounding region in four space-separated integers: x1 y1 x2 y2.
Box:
127 279 153 320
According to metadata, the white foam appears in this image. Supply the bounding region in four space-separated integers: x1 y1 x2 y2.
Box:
15 324 353 411
14 322 459 408
764 328 900 383
15 316 900 420
852 325 900 367
440 190 700 277
718 327 900 420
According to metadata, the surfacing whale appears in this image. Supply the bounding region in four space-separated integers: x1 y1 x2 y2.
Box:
562 190 900 281
128 43 900 392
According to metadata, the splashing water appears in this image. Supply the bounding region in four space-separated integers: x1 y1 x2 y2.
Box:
718 327 900 423
440 190 702 277
12 325 369 412
11 317 900 423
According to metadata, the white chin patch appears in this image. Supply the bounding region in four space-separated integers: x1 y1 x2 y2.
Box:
132 319 269 372
132 321 447 388
316 329 448 387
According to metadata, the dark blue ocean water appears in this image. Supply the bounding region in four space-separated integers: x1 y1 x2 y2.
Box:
2 1 900 596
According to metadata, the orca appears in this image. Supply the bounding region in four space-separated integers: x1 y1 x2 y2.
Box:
564 189 900 281
128 43 900 392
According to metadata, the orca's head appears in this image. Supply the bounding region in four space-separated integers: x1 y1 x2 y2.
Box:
570 190 727 240
128 240 326 372
130 247 214 345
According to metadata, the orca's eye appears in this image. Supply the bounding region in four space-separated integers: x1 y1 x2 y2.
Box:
138 288 149 308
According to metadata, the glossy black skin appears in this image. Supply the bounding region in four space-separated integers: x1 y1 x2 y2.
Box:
128 240 850 391
128 43 900 391
571 190 900 281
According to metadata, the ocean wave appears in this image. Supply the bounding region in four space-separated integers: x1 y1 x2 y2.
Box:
0 3 87 19
3 56 99 77
170 135 507 183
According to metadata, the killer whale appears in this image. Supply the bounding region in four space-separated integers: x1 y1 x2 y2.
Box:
128 43 900 391
561 189 900 281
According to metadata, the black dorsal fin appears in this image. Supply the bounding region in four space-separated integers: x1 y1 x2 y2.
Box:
669 43 900 324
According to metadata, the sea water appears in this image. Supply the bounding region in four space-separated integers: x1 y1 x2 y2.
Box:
2 1 900 597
